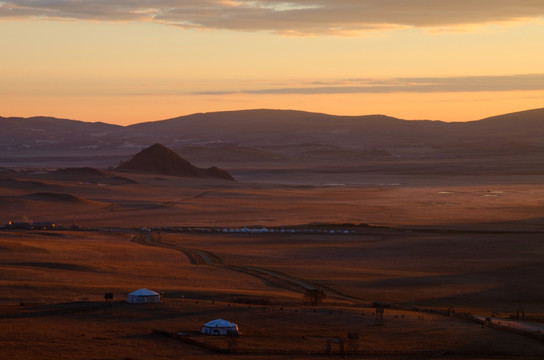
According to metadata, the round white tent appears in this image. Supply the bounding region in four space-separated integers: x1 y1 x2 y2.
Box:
201 319 239 336
126 288 160 304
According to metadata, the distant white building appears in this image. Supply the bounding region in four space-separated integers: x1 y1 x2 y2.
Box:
241 227 269 233
201 319 239 336
126 288 160 304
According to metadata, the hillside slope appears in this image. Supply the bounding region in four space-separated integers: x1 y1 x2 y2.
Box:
1 108 543 159
115 143 234 180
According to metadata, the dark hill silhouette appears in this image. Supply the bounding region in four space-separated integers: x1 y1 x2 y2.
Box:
1 108 543 158
125 108 544 149
470 108 544 128
0 116 123 151
0 116 121 137
125 109 425 148
449 108 544 142
116 143 234 180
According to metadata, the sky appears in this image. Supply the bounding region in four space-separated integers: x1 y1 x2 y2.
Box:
1 1 544 125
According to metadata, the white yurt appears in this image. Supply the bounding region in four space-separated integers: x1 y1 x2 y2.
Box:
126 288 160 304
201 319 239 336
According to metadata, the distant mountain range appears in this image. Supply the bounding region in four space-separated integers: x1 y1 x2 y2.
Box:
1 108 543 161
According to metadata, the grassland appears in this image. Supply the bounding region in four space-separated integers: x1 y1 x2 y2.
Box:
1 154 543 359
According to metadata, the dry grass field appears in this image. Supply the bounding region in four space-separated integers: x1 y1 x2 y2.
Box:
1 230 544 359
1 154 543 359
1 156 543 230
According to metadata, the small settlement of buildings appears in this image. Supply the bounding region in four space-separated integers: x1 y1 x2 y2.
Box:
126 288 161 304
201 319 239 336
240 226 268 233
186 226 356 235
2 221 80 230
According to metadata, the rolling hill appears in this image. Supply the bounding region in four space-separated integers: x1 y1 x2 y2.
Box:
115 143 234 180
1 108 543 160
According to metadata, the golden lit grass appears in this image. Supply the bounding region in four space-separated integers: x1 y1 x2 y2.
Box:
2 227 543 315
157 231 544 315
88 184 544 229
0 231 293 305
1 161 543 358
1 169 543 230
1 298 543 360
1 231 544 359
176 302 542 356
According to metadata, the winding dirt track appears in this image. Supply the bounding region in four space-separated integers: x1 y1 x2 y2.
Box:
130 232 360 302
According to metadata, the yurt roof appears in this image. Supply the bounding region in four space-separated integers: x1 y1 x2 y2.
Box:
203 319 237 328
129 288 159 296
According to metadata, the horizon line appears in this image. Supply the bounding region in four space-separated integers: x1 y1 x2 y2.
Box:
2 106 543 126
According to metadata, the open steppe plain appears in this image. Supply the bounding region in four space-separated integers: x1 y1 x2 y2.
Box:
1 154 544 359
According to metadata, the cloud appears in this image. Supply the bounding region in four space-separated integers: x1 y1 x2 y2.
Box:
1 1 544 35
193 74 544 95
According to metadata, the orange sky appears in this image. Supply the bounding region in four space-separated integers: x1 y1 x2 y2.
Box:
1 2 544 125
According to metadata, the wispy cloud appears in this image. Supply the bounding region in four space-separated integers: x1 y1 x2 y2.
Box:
1 1 544 35
193 74 544 95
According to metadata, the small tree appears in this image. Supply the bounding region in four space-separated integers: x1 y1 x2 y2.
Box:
304 289 326 306
104 292 113 304
347 331 359 353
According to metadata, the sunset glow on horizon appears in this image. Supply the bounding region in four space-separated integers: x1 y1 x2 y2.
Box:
1 1 544 125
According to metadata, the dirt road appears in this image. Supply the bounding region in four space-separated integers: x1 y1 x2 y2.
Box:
129 231 359 302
